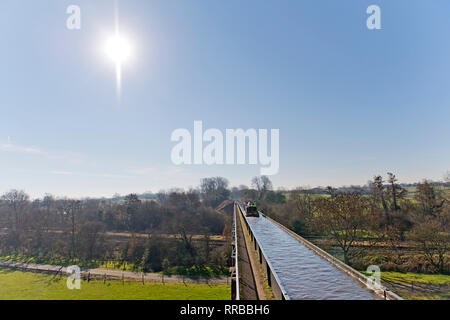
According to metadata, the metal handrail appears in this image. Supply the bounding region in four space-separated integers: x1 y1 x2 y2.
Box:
265 215 403 300
237 202 290 300
235 201 403 300
233 201 240 300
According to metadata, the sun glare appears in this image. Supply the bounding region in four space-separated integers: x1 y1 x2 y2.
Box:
105 35 131 64
104 33 132 99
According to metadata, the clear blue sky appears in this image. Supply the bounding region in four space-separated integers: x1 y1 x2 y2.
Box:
1 0 449 198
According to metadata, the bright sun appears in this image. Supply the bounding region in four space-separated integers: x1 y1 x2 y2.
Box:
104 1 133 100
104 33 132 98
105 35 131 63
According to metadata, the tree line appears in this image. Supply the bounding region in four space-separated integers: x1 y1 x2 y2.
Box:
0 177 234 274
1 173 448 275
262 173 449 274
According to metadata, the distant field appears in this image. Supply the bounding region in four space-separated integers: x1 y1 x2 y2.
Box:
284 185 450 199
0 269 230 300
362 271 450 300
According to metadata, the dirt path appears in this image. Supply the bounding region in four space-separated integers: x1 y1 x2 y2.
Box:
0 260 228 284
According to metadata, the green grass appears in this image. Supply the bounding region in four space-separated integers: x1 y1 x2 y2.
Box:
0 269 230 300
362 271 450 300
380 271 450 286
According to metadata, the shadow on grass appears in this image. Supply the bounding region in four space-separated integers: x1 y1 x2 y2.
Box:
0 267 15 275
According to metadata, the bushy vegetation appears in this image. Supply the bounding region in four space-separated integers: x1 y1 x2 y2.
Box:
0 178 232 274
1 173 448 280
259 174 450 274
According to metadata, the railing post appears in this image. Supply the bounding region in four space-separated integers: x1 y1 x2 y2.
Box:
259 248 262 264
236 201 290 300
231 277 236 300
232 201 240 300
266 263 271 287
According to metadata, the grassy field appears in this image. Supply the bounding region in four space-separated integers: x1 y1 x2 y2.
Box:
0 269 230 300
362 271 450 300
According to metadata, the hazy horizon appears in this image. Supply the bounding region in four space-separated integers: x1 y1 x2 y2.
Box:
4 173 448 200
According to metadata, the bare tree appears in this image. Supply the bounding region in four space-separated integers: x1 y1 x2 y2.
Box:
60 199 81 259
409 218 449 273
251 176 273 200
312 193 369 265
325 186 337 196
1 189 29 232
124 193 141 232
78 221 105 260
200 177 230 208
444 171 450 184
41 194 55 233
156 190 168 205
415 180 445 217
290 191 315 235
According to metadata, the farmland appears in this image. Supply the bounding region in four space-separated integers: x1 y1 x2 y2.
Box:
0 269 230 300
365 271 450 300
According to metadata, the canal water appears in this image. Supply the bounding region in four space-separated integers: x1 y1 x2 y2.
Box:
246 215 377 300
